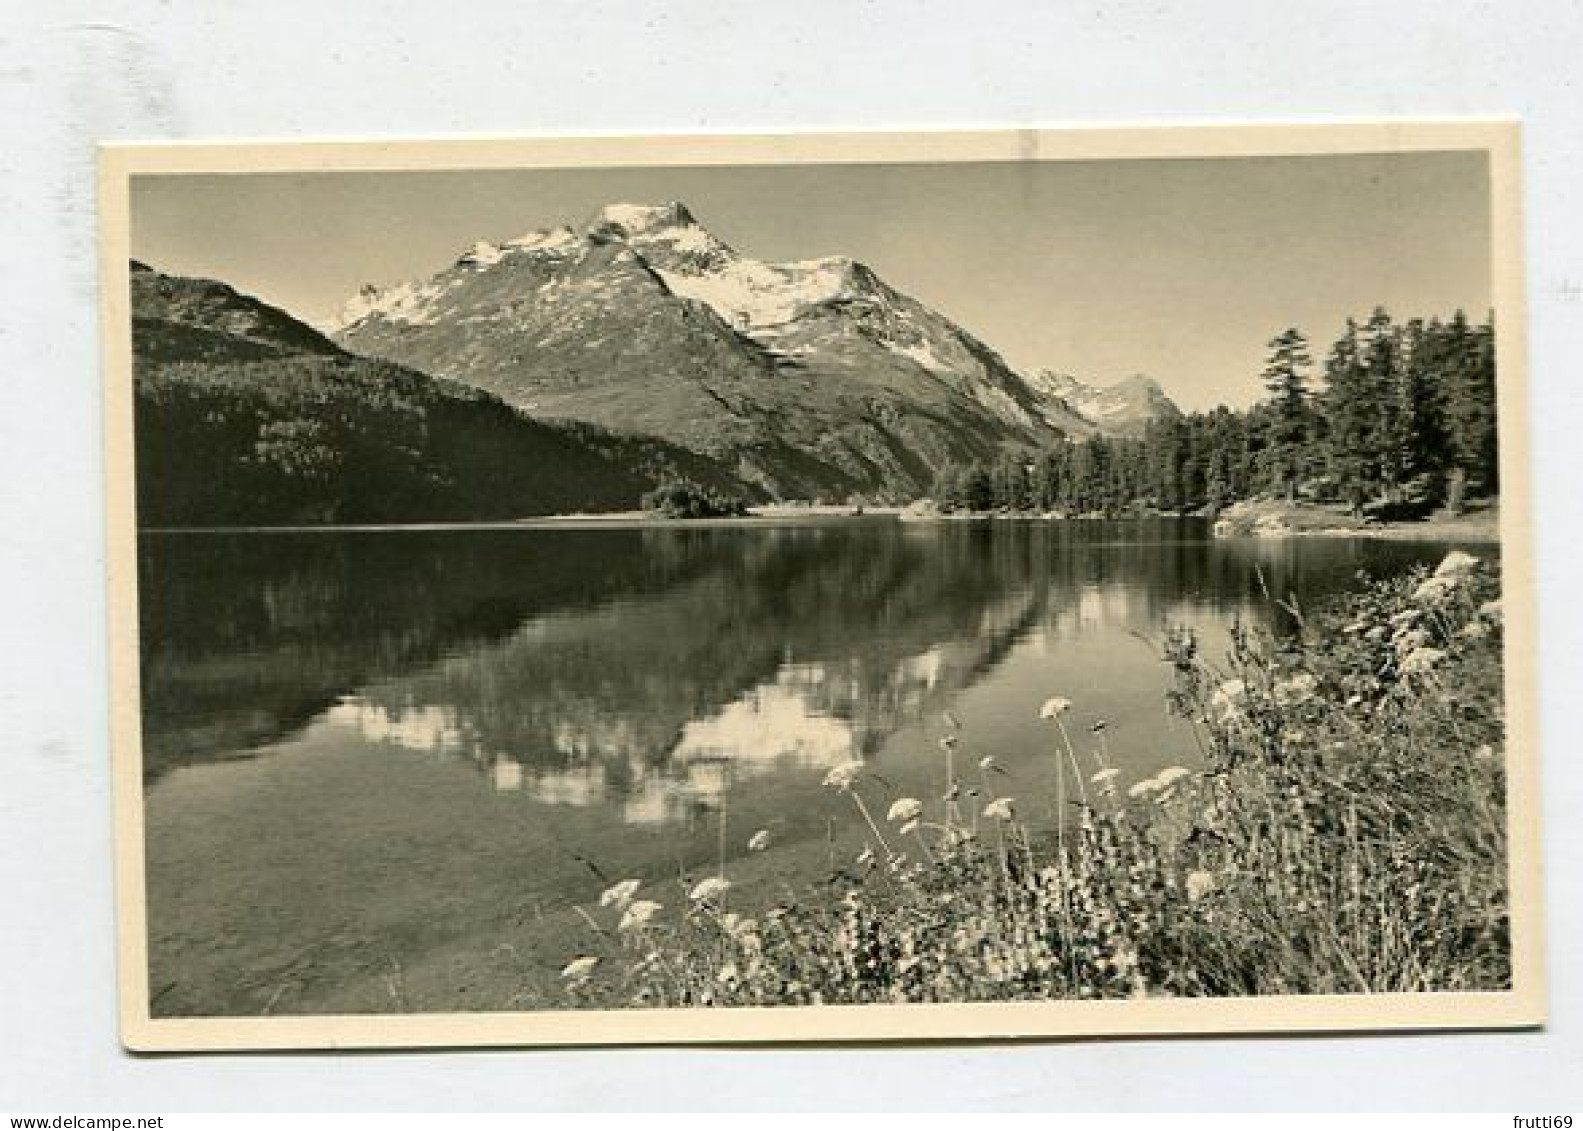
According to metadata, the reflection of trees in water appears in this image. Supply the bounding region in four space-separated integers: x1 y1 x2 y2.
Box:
140 520 1474 796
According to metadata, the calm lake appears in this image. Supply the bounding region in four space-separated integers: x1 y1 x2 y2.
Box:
139 517 1489 1015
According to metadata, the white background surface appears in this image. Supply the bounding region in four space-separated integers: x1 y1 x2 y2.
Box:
2 0 1580 1112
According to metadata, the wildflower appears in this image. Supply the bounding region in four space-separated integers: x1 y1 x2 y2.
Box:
717 962 740 984
1274 672 1319 707
886 797 924 823
1390 608 1421 626
1090 768 1121 786
856 846 876 867
1413 575 1458 604
598 878 642 910
689 876 732 904
821 759 865 791
1090 720 1108 733
983 797 1016 820
560 955 600 981
1039 696 1073 719
1185 871 1217 902
1401 647 1447 676
746 829 772 852
939 735 958 751
1435 550 1481 578
1154 766 1192 789
618 900 663 932
1127 778 1162 800
898 818 921 837
1210 679 1247 721
1393 627 1431 653
978 755 997 771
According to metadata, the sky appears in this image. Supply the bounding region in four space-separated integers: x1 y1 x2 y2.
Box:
130 151 1492 411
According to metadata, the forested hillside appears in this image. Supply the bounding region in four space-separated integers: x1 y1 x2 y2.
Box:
931 309 1498 517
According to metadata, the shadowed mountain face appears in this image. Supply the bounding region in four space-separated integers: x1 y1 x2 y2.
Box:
333 202 1101 501
130 264 749 526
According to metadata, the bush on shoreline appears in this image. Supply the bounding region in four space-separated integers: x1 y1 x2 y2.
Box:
559 552 1508 1006
640 476 749 520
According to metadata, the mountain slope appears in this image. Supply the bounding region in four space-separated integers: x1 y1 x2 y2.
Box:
131 259 346 364
131 264 747 526
334 202 1093 500
1025 371 1182 437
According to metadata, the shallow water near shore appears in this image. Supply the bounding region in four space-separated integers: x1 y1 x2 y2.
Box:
138 516 1493 1015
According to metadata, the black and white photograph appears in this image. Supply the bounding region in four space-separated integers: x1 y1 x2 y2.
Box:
100 125 1541 1049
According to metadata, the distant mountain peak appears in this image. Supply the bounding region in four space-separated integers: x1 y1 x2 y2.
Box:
1113 372 1164 393
1026 369 1181 436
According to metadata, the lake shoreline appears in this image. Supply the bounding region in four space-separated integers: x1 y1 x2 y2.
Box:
1209 498 1501 543
898 500 1501 543
138 505 1500 542
139 504 904 535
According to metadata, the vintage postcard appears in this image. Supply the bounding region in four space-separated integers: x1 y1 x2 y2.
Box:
100 123 1543 1050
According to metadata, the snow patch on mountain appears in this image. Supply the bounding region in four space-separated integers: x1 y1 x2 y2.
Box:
337 277 457 329
891 338 952 373
504 226 581 255
592 201 697 236
459 240 506 268
652 254 868 330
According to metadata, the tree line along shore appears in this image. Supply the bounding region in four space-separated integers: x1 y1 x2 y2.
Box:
926 308 1497 524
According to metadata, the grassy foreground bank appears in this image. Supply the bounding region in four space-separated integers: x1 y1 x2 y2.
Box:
560 552 1509 1006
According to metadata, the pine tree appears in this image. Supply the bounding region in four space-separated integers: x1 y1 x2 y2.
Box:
1441 309 1500 497
1360 307 1406 504
1321 317 1376 513
1261 327 1313 500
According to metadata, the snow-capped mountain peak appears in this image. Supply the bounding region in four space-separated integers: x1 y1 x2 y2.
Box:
590 201 697 237
331 200 1135 498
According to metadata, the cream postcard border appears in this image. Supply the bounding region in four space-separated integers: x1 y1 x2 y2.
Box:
99 121 1543 1052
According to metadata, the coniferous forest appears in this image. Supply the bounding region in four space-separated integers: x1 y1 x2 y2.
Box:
931 308 1498 519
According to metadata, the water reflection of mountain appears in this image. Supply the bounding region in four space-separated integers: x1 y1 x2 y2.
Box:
139 519 1466 790
337 524 1051 823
